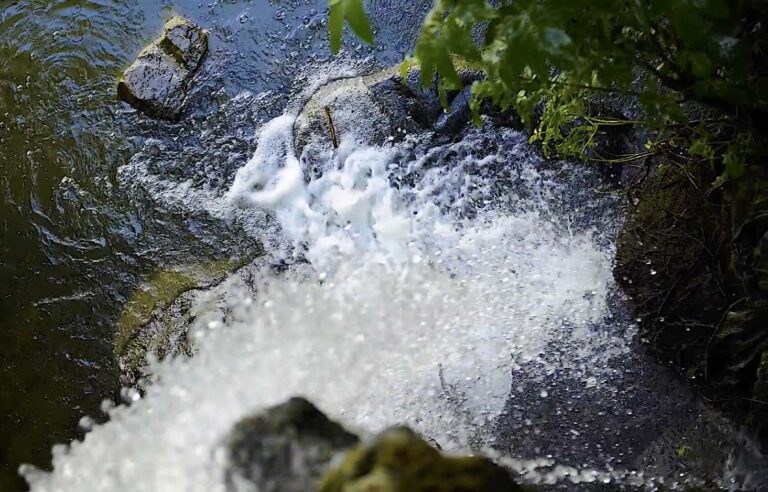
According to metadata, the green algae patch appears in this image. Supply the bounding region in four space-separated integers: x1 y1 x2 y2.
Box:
115 255 253 385
114 269 197 359
320 427 523 492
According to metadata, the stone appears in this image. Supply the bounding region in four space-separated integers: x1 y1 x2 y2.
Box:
293 68 438 162
320 427 522 492
117 16 207 120
223 398 359 492
114 256 257 388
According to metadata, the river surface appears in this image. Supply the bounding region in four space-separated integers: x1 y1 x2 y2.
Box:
2 1 768 491
0 1 428 490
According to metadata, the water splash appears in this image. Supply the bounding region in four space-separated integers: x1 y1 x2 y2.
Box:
24 101 635 490
28 76 768 490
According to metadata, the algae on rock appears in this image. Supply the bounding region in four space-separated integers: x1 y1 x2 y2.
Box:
320 427 522 492
115 256 254 386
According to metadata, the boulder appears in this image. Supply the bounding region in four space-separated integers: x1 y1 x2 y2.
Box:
118 16 207 120
292 67 440 164
319 427 522 492
223 398 359 492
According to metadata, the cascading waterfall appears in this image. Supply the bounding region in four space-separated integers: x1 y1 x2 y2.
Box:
26 80 755 490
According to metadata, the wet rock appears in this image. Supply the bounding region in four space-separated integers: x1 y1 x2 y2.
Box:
117 16 207 120
320 427 522 492
115 256 257 387
223 398 359 492
293 67 440 163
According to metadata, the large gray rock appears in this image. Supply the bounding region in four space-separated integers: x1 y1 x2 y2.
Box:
223 398 359 492
293 67 441 163
118 16 207 120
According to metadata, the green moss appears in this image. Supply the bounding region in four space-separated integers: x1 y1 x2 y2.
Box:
320 427 524 492
114 256 254 378
114 270 197 357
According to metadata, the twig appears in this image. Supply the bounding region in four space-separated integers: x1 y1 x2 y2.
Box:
324 106 339 149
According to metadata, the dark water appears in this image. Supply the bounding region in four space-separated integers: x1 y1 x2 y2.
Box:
0 1 429 489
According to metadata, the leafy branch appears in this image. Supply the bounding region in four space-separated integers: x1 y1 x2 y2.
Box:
327 0 768 185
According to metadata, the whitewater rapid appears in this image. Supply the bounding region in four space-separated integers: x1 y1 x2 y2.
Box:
23 92 638 491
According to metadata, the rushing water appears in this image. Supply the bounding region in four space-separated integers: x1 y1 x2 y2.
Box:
20 66 768 491
2 1 768 491
0 1 429 490
24 90 631 490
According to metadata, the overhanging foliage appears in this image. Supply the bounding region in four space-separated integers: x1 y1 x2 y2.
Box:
328 0 768 185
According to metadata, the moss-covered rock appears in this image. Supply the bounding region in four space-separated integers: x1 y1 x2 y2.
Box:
224 398 359 492
117 16 207 120
319 427 522 492
115 256 252 386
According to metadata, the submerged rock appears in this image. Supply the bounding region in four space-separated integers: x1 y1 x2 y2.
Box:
320 427 521 492
117 16 207 120
223 398 359 492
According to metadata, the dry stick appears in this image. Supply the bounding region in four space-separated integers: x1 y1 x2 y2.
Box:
324 106 338 149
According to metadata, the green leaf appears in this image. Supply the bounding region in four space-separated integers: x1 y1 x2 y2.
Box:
345 0 375 45
328 0 345 54
689 139 713 159
724 145 746 179
328 0 374 55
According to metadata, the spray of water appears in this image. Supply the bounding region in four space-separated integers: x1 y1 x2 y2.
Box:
23 87 640 491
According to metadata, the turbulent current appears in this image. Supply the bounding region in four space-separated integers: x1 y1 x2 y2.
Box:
21 72 767 491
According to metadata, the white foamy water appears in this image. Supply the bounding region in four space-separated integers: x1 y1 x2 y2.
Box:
24 97 632 491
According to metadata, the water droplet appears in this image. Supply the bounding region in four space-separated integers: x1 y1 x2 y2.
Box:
78 416 95 432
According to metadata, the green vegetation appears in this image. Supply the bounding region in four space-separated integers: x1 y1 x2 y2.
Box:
329 0 768 445
114 269 198 358
330 0 767 186
114 256 254 381
328 0 375 54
